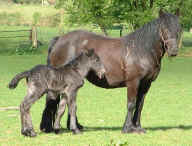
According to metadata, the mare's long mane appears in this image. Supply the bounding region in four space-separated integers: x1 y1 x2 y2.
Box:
123 18 162 56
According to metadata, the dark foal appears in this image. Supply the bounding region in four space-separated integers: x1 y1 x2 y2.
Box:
41 9 182 133
8 49 105 137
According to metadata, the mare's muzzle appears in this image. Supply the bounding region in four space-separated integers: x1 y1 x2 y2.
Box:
165 39 178 57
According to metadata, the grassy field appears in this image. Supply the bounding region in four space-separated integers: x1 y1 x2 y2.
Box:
0 32 192 145
0 54 192 146
0 4 192 144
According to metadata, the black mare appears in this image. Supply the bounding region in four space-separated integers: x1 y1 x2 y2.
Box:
40 10 182 134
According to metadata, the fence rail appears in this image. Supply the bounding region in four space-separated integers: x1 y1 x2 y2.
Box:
0 35 29 38
0 30 31 33
0 27 38 48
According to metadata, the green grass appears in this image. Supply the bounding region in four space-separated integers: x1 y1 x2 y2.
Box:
0 55 192 145
0 2 192 145
180 32 192 56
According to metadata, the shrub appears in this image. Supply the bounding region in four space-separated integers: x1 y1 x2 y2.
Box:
13 0 41 4
15 41 37 55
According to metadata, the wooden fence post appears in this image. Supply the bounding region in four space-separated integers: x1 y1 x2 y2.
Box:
32 26 37 48
178 32 183 49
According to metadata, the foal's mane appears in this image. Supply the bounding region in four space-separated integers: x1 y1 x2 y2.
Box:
59 52 84 69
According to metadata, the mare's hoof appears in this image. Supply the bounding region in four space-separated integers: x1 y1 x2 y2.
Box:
54 129 61 134
122 126 146 134
72 129 81 135
40 121 53 133
21 128 37 137
40 127 53 133
136 127 146 133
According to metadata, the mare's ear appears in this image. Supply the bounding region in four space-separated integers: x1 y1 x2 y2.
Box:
86 48 95 57
175 8 180 17
159 9 166 18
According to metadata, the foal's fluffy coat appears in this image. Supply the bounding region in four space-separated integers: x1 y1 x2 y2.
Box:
8 49 105 137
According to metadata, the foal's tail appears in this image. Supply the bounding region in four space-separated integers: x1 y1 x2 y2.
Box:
8 71 30 89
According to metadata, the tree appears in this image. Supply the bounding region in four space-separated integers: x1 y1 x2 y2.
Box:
55 0 192 35
56 0 113 35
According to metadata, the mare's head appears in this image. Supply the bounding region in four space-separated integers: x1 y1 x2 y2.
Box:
159 9 182 57
85 49 105 79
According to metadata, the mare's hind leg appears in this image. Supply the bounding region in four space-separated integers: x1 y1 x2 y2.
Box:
122 79 139 133
132 79 151 133
40 92 60 133
54 94 67 134
20 86 44 137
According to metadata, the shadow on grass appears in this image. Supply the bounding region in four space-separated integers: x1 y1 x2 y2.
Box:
38 125 192 135
83 125 192 132
183 40 192 47
146 125 192 131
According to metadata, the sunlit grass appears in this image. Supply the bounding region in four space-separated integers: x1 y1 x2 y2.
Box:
0 52 192 145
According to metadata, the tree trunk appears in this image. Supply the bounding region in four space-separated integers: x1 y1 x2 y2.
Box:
150 0 154 8
133 0 138 8
99 24 108 36
141 0 146 10
190 28 192 33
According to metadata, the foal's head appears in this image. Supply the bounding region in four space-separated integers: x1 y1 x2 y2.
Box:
85 49 105 79
159 9 182 57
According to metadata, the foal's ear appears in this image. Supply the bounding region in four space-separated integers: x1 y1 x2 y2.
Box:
86 49 95 57
175 8 180 17
159 9 166 18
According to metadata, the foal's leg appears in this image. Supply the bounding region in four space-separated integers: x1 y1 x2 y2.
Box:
67 109 83 130
122 79 139 133
20 87 44 137
40 92 60 133
132 80 151 132
40 92 83 132
68 91 81 134
54 95 67 134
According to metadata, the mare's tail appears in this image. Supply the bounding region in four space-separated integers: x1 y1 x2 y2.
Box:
8 71 30 89
47 36 59 65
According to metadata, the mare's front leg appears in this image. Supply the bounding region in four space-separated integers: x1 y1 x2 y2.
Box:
122 79 139 133
40 91 60 133
53 94 67 134
132 79 151 133
20 86 44 137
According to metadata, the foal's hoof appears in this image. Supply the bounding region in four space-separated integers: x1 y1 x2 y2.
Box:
21 129 37 137
67 123 84 130
77 123 84 130
72 129 81 135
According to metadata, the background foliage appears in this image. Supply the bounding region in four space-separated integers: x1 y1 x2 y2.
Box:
56 0 192 34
